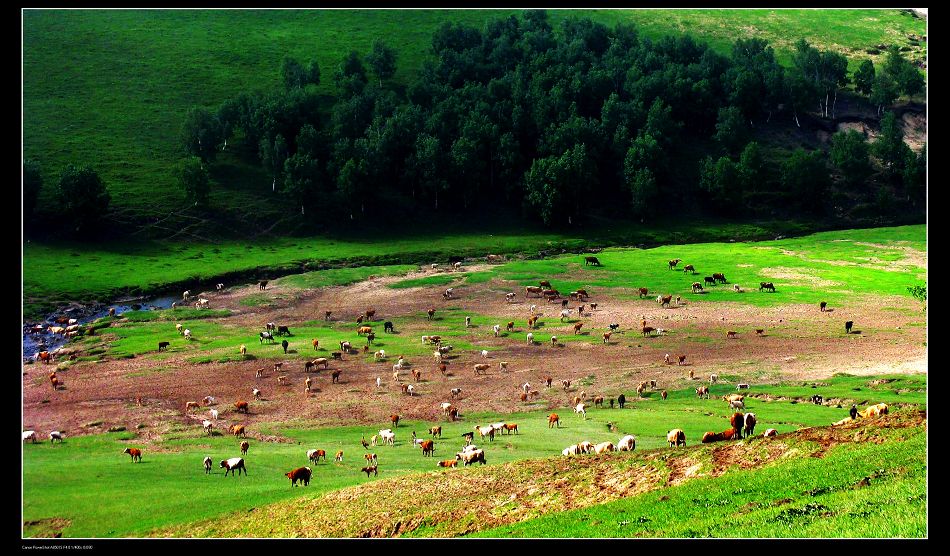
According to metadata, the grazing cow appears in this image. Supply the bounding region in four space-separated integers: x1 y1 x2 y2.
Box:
683 264 696 274
667 429 686 447
759 282 776 292
726 331 738 339
203 456 213 474
426 308 436 321
380 320 395 334
696 386 709 399
763 428 778 437
730 412 745 439
420 440 435 457
584 256 601 266
252 388 262 399
668 259 681 270
203 420 214 436
574 403 587 419
744 413 757 437
361 464 379 477
548 413 560 428
551 335 558 346
266 322 277 331
122 447 143 462
234 401 249 414
23 431 38 444
736 383 750 390
357 326 373 336
704 276 716 287
505 292 516 303
340 341 352 353
185 401 200 412
734 284 742 292
281 339 289 353
593 395 604 408
332 370 342 383
602 331 612 344
713 273 727 283
710 373 718 383
729 399 746 411
240 440 249 456
526 332 535 345
221 457 247 477
475 425 495 442
617 393 626 409
661 390 668 400
473 363 490 376
184 329 193 340
692 282 704 293
525 286 543 298
308 449 326 464
286 466 312 487
258 281 268 290
657 294 672 308
539 280 553 289
819 301 828 312
527 316 539 329
260 331 274 344
845 321 854 334
812 394 824 405
157 341 170 352
456 449 487 466
451 388 462 399
48 431 65 444
324 311 333 321
642 326 656 337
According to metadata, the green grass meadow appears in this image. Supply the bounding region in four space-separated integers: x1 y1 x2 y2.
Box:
22 373 925 537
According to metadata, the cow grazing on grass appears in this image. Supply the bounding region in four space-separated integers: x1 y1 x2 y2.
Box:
845 321 854 334
730 412 745 439
123 447 142 462
667 429 686 447
308 449 326 464
204 456 213 473
548 413 560 428
744 413 757 437
260 331 274 344
704 276 716 287
820 301 827 312
668 259 681 270
286 466 312 487
240 440 249 455
221 457 247 476
692 282 704 293
234 401 249 414
759 282 776 292
584 256 601 266
683 264 696 274
158 341 170 352
713 273 727 283
696 386 709 399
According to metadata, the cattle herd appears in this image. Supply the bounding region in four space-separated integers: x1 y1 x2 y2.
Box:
25 255 883 491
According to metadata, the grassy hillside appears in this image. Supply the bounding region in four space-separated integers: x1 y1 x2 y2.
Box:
23 9 926 227
22 374 925 537
23 223 925 322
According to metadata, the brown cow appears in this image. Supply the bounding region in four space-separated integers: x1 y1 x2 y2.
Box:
229 424 247 438
638 287 649 298
361 465 378 477
240 440 249 455
285 466 312 487
438 459 458 468
234 401 249 414
420 439 435 457
391 414 400 428
429 426 442 438
122 447 142 462
525 286 543 298
548 413 560 428
507 321 515 332
427 308 436 320
729 412 745 439
332 370 342 383
573 322 584 334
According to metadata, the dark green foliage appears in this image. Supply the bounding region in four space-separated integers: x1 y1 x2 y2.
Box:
524 143 594 226
24 159 43 222
699 155 740 211
781 148 830 211
335 50 368 96
871 112 911 178
180 107 222 162
737 141 766 193
714 106 749 154
57 164 111 233
281 57 307 90
830 130 871 186
902 143 925 203
853 59 875 95
365 39 397 86
175 157 210 208
907 284 926 302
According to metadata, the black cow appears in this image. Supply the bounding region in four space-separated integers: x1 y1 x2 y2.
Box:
845 321 854 334
281 339 289 353
759 282 776 292
277 325 291 336
704 276 716 286
584 256 601 266
158 341 170 351
258 280 268 291
384 321 394 333
617 393 626 409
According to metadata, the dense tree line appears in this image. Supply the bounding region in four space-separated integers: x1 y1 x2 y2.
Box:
173 10 924 227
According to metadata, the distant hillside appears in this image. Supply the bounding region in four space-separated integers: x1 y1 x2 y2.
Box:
22 9 926 239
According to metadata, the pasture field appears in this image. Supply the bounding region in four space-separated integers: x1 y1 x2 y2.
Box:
23 375 925 538
22 225 926 537
23 9 925 226
23 218 817 320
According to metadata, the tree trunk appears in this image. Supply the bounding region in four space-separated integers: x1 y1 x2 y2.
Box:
301 205 305 215
825 93 829 118
832 90 838 119
794 111 801 128
272 178 276 192
767 110 772 123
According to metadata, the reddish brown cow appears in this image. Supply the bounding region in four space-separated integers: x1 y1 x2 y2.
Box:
420 440 435 457
438 460 457 468
729 412 745 439
638 287 649 298
285 466 312 487
240 441 249 456
123 447 142 462
234 401 249 413
573 322 584 334
548 413 560 428
391 414 400 428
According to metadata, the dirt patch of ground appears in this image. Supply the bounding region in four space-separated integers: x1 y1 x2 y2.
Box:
22 266 927 437
24 517 71 538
